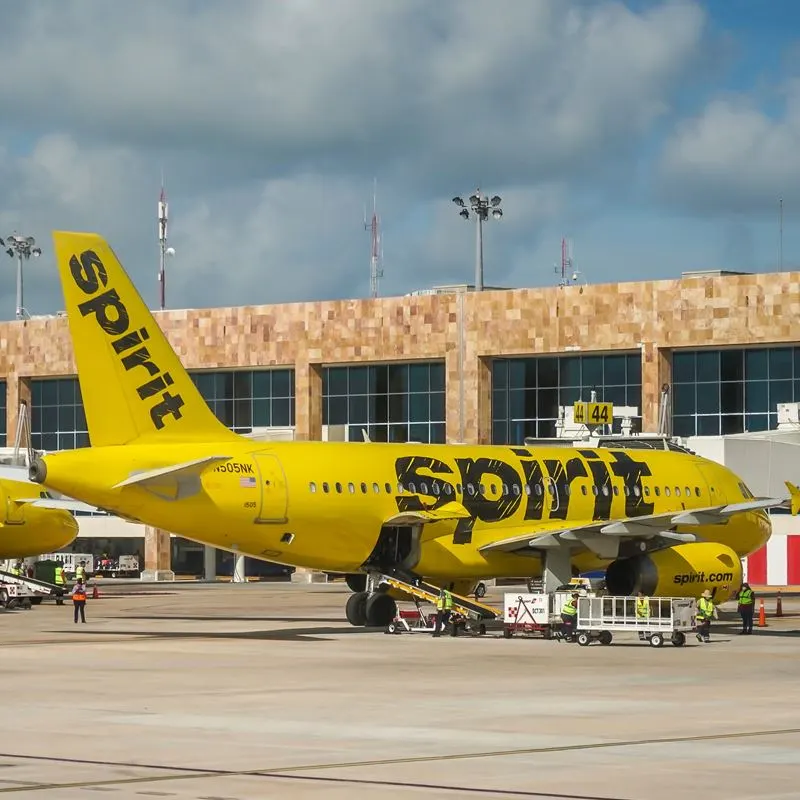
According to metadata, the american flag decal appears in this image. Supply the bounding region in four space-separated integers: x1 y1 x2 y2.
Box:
240 476 257 488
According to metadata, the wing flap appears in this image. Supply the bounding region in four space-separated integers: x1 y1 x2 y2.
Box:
15 497 98 513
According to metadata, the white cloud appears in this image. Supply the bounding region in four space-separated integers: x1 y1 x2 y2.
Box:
0 0 711 316
659 79 800 213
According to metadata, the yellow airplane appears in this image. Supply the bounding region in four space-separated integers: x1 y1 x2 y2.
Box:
25 231 800 627
0 471 83 560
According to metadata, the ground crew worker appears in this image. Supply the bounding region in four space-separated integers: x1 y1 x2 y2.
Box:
635 590 651 641
75 561 87 583
71 579 87 624
696 589 717 642
433 586 453 638
10 561 22 576
736 582 755 635
561 592 579 639
54 563 65 587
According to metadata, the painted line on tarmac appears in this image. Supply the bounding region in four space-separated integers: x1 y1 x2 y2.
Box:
1 727 800 794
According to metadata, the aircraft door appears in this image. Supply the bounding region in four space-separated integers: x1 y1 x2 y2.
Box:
3 487 24 525
696 464 727 504
253 453 289 524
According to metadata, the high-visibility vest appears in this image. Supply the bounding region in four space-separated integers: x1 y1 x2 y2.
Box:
10 566 20 576
437 590 453 611
76 566 86 580
636 597 650 618
698 598 714 619
562 599 577 617
738 588 754 605
54 567 65 585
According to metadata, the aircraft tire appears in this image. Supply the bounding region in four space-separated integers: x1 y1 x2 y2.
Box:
345 591 369 626
474 582 486 599
365 592 396 627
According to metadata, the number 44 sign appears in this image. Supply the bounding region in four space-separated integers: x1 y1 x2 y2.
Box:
573 401 613 425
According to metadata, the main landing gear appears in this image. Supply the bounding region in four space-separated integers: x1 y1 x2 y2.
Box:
346 588 397 627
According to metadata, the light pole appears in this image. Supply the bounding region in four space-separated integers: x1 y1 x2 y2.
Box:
452 189 503 291
2 233 41 320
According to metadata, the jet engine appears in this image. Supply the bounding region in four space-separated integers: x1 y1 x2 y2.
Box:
605 542 742 603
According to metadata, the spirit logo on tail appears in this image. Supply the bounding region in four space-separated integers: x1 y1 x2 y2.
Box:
69 249 185 430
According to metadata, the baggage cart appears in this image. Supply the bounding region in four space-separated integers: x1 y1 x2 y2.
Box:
573 595 697 648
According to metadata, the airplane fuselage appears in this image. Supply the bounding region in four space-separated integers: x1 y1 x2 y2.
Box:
32 440 769 579
0 479 79 560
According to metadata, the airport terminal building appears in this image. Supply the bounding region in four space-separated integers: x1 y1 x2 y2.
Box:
1 267 799 584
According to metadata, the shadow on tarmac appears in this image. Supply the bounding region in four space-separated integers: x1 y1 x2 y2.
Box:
44 625 387 642
121 615 340 624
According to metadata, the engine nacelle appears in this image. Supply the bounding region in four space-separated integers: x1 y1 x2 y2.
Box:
605 542 742 603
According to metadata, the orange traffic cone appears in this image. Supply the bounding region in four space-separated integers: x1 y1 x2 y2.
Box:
91 585 99 599
776 591 783 617
758 599 766 627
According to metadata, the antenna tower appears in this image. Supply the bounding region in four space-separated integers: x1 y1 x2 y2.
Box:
364 179 384 298
158 181 169 310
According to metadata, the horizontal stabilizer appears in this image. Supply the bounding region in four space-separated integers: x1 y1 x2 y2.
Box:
15 497 98 513
112 456 231 489
383 501 471 527
112 455 231 501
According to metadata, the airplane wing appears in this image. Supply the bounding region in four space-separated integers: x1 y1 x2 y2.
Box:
383 501 472 526
480 483 800 558
112 455 232 501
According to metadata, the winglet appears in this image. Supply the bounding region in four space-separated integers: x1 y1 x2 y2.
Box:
786 482 800 516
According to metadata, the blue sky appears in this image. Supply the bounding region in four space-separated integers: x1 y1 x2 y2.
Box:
0 0 798 316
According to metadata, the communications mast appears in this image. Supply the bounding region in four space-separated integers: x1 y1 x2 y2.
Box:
364 179 384 298
157 183 175 310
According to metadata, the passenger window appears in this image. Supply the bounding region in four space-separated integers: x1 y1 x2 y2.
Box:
322 482 330 493
592 486 598 496
335 482 343 493
408 482 416 493
457 484 463 494
601 485 609 497
360 482 367 494
372 483 380 494
478 484 485 495
664 487 671 497
524 484 531 496
444 484 453 496
385 483 392 493
675 487 681 497
397 483 404 493
685 487 690 496
309 482 317 493
512 484 521 496
613 486 619 496
581 485 587 496
466 483 475 496
432 483 440 496
547 484 555 496
419 482 427 495
535 484 543 496
348 483 355 494
644 486 650 496
624 486 630 497
490 484 498 495
695 487 701 497
633 486 641 497
654 487 660 496
502 484 509 496
564 485 571 496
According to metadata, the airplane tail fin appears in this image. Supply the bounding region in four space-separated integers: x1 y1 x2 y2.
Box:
52 231 237 447
786 482 800 516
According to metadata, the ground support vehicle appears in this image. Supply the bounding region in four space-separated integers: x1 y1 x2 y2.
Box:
502 590 594 639
572 595 697 648
0 581 35 610
0 570 67 607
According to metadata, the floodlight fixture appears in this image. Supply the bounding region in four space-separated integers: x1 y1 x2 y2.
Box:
451 188 504 291
3 232 41 320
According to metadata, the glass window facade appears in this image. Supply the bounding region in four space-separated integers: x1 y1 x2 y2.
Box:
672 346 800 436
322 362 446 443
492 353 642 444
31 378 89 451
190 369 295 433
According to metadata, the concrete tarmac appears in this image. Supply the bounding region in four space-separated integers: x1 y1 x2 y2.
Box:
1 582 799 799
